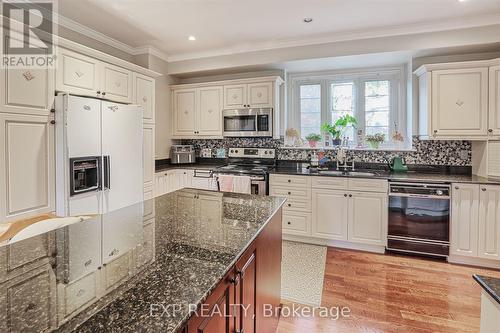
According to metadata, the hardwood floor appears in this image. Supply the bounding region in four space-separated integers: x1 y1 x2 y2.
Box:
277 247 500 333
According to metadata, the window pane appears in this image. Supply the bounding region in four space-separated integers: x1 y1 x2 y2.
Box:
300 84 321 138
331 82 355 141
365 80 390 141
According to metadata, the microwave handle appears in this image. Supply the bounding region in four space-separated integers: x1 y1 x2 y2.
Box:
103 155 110 190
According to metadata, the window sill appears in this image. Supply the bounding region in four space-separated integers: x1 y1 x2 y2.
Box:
282 146 416 152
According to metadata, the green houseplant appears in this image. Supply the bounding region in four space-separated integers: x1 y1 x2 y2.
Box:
365 133 386 149
321 115 357 146
305 133 322 148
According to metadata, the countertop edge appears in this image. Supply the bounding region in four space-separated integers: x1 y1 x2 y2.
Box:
473 274 500 305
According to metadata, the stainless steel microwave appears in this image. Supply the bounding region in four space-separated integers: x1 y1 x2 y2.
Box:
223 108 273 137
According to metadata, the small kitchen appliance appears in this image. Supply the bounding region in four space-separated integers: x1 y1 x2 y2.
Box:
171 145 196 164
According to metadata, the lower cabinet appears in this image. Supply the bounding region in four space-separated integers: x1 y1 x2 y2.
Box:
184 208 282 333
451 184 500 262
311 188 387 246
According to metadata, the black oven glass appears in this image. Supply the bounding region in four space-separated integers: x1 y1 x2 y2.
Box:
224 116 256 132
388 196 450 242
257 114 269 132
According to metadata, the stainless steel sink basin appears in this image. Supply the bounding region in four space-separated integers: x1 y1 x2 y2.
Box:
318 170 345 176
347 171 375 177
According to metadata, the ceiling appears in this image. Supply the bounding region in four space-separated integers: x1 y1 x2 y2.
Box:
57 0 500 62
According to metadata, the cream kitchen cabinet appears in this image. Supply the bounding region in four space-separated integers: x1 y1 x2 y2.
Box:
223 82 273 108
172 87 223 138
451 184 480 257
57 48 134 103
478 185 500 260
348 191 388 246
143 123 155 191
100 62 133 103
0 113 55 222
134 73 155 123
0 66 55 116
56 48 101 98
489 65 500 137
311 189 348 240
416 63 490 140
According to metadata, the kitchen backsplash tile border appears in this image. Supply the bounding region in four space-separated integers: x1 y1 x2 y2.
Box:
180 137 472 166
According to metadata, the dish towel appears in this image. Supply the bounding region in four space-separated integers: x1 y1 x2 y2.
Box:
217 174 234 192
232 175 251 194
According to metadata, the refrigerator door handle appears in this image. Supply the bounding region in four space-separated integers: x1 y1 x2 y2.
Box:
103 155 111 190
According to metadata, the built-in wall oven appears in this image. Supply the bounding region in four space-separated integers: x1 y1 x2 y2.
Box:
387 182 451 258
223 108 273 137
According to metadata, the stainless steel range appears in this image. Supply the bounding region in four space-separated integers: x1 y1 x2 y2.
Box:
214 147 276 195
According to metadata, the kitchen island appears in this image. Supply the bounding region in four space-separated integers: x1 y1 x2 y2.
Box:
0 189 285 333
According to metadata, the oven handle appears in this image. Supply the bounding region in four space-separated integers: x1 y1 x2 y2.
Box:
389 193 450 200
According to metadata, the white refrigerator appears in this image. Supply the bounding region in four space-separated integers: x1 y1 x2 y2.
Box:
55 94 144 216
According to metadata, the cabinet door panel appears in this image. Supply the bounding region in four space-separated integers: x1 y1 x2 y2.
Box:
432 68 488 137
348 192 387 246
451 184 479 257
197 86 223 136
0 113 54 222
312 189 348 240
224 84 246 109
173 89 196 136
478 186 500 260
134 74 155 123
143 124 155 189
489 65 500 136
56 48 100 97
101 63 133 103
248 82 273 107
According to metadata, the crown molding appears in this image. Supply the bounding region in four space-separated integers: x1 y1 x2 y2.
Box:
166 13 500 62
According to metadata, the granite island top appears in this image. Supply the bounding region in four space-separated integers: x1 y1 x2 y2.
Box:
0 189 286 333
473 275 500 305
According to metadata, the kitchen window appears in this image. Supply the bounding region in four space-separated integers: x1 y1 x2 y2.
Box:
291 67 407 148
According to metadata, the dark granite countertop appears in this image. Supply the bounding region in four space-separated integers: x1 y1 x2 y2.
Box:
473 275 500 304
0 189 285 333
270 164 500 185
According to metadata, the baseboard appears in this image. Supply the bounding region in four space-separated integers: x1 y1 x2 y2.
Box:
283 234 386 254
448 255 500 269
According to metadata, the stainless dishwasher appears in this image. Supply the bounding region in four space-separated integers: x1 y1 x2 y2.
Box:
387 182 451 258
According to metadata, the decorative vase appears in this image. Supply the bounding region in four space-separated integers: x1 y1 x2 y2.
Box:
367 141 380 149
308 140 318 148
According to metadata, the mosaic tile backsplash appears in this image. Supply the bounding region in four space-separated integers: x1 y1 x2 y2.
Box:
180 137 472 166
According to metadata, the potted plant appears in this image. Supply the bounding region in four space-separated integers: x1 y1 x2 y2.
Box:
365 133 386 149
321 115 357 146
305 133 322 148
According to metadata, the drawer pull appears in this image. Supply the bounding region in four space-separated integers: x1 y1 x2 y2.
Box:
77 289 85 297
25 303 36 312
84 259 92 267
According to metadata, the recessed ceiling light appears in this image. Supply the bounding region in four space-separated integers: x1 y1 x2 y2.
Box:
303 17 313 23
188 36 196 41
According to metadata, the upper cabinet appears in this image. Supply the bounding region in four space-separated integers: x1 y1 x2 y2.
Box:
172 76 283 139
134 74 155 123
100 62 133 104
415 59 499 140
56 46 158 105
224 82 273 109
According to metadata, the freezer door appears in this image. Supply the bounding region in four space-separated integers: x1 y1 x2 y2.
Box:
101 101 143 212
66 95 101 158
